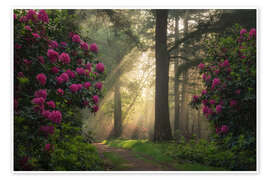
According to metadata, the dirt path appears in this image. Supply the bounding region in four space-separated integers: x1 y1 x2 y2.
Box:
93 143 177 171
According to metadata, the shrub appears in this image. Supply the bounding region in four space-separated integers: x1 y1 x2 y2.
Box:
14 9 105 170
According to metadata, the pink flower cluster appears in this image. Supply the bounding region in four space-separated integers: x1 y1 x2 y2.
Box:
90 43 98 53
36 73 47 86
59 52 71 64
69 84 83 93
47 49 59 63
39 125 54 136
96 62 105 73
48 110 62 124
216 125 229 134
57 72 69 84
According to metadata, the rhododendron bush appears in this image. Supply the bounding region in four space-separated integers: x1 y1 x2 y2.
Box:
190 25 256 170
191 25 256 137
14 9 105 170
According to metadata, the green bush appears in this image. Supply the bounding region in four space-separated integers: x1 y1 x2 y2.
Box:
50 136 103 171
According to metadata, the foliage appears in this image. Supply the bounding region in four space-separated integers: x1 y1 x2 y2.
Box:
191 24 256 139
189 25 256 171
103 139 226 171
173 135 256 170
14 9 105 170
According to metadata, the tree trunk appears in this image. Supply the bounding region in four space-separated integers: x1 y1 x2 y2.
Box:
179 11 189 137
174 16 180 134
154 10 173 141
113 81 122 137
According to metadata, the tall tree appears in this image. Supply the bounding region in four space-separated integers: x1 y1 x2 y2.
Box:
173 15 180 134
113 81 122 137
179 11 189 137
154 10 173 141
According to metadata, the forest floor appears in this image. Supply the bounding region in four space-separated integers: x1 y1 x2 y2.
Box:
93 140 226 171
93 142 177 171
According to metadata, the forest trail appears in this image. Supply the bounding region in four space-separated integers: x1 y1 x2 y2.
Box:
93 143 178 171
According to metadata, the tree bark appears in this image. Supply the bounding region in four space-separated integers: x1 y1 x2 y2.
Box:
113 81 122 137
154 10 173 141
174 16 180 134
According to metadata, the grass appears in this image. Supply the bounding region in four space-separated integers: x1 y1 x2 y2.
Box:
102 152 131 170
102 139 227 171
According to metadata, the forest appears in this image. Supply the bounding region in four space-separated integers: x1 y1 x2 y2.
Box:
13 9 256 171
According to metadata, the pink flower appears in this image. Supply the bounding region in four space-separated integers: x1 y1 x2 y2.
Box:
60 42 67 47
34 89 47 99
36 73 47 86
23 59 32 65
59 52 71 64
95 82 103 90
83 82 91 89
48 40 58 49
72 34 81 43
222 59 230 67
17 72 24 77
221 125 229 134
59 72 69 82
14 13 17 20
38 56 45 64
51 66 59 74
44 144 53 152
15 43 22 49
76 67 85 75
93 95 99 104
66 69 76 78
96 63 105 73
198 63 205 70
32 33 40 39
80 41 89 51
92 105 99 112
56 76 64 84
230 100 237 107
32 97 45 106
202 73 211 81
192 95 199 102
235 89 241 95
240 28 247 36
209 99 215 105
77 84 83 90
85 63 92 71
214 69 220 75
216 104 222 113
26 10 37 22
202 106 209 115
69 84 79 93
19 16 27 22
46 100 56 109
38 10 49 23
249 28 256 39
77 59 82 65
211 78 220 89
56 88 64 96
240 56 246 59
49 110 62 124
41 110 51 119
39 125 54 136
90 43 98 53
201 89 207 95
24 25 32 31
47 49 59 63
202 99 208 106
